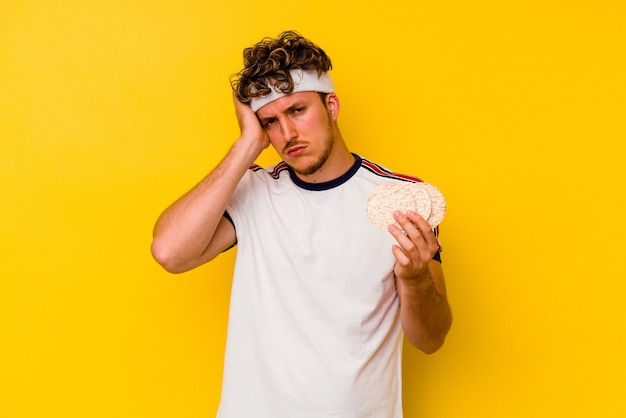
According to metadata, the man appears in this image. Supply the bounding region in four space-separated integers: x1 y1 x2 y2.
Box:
151 30 452 418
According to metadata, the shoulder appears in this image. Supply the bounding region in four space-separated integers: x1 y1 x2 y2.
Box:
358 156 424 184
247 161 290 180
237 161 293 190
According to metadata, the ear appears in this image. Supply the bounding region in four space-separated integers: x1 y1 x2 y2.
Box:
326 93 340 121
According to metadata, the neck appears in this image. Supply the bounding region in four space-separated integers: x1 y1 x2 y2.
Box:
296 126 354 184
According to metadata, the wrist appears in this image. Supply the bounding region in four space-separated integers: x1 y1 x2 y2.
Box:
233 135 265 165
396 269 434 291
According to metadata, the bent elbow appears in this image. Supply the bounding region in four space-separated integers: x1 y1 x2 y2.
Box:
151 238 187 274
405 331 447 355
406 316 452 355
416 337 446 355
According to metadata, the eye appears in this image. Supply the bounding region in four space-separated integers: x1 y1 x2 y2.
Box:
263 118 277 128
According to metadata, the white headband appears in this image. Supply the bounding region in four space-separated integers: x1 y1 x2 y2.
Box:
250 69 334 112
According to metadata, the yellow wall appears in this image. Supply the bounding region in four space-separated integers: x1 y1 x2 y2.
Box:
2 1 624 417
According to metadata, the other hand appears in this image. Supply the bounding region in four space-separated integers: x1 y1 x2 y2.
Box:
388 210 439 281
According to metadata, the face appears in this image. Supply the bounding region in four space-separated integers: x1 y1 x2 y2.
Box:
256 91 338 177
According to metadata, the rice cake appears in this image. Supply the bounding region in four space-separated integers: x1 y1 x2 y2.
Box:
366 182 446 230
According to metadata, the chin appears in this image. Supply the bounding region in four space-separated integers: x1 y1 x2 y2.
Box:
291 156 326 176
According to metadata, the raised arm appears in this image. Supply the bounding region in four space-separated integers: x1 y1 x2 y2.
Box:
151 94 269 273
389 210 453 354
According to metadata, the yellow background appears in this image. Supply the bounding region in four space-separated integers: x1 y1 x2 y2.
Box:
2 1 624 417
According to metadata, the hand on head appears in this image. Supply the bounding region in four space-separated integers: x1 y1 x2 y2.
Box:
232 91 270 154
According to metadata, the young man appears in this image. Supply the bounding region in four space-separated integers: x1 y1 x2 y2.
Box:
151 31 452 417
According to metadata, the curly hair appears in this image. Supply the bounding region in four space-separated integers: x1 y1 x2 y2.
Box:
231 31 333 104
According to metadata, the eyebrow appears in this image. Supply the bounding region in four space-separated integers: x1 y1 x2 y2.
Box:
285 101 307 112
258 101 308 124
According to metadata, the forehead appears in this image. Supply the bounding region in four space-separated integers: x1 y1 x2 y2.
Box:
255 91 321 118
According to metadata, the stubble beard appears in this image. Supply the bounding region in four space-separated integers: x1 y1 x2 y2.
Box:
289 120 335 177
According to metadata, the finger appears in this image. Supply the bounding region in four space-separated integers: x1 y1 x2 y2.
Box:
405 210 437 245
392 211 424 245
391 213 437 263
405 211 440 259
233 93 252 120
388 223 422 264
391 244 410 266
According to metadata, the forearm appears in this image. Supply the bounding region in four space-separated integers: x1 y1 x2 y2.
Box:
151 137 260 272
396 262 452 354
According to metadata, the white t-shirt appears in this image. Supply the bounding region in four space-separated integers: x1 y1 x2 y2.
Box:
217 155 438 418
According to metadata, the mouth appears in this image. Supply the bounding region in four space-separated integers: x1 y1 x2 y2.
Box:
285 144 307 157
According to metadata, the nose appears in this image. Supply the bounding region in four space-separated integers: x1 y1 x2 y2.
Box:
278 117 297 143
